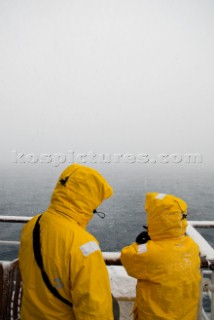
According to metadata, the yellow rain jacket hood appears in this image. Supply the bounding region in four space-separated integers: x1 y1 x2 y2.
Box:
19 164 114 320
145 192 188 240
49 163 113 227
121 192 201 320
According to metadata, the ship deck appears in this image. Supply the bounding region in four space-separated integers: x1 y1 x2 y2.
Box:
0 217 214 320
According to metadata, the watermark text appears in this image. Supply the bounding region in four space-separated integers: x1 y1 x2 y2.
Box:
11 150 203 167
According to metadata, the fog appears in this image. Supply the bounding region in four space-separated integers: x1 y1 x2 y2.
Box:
0 0 214 169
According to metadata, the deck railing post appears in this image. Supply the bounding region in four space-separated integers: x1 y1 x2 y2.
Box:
211 270 214 320
198 270 203 320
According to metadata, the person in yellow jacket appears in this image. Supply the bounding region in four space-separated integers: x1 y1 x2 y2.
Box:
121 192 201 320
19 164 115 320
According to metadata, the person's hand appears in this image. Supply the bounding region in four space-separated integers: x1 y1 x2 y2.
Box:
135 231 151 244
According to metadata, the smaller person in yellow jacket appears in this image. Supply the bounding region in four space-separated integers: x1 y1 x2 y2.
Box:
121 192 201 320
19 164 116 320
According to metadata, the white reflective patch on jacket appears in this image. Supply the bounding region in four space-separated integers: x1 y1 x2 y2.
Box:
138 244 147 254
54 278 64 289
155 193 166 200
80 241 100 257
138 243 147 253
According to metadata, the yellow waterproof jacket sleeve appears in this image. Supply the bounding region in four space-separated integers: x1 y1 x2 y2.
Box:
120 242 149 279
70 236 113 319
19 164 114 320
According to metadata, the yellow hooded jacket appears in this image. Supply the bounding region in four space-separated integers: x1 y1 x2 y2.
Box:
19 164 114 320
121 193 201 320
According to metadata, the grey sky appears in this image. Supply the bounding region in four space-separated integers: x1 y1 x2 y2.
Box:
0 0 214 167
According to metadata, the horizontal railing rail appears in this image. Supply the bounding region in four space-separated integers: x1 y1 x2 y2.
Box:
1 216 214 269
0 216 31 223
0 216 214 226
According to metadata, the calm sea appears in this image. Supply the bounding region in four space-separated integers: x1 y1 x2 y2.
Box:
0 164 214 260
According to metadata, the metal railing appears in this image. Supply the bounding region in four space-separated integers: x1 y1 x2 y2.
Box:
0 216 214 320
